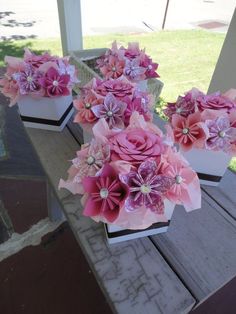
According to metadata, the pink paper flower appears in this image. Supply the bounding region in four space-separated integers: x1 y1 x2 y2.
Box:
124 58 146 82
164 88 202 120
161 150 201 210
140 54 160 79
172 112 208 151
123 96 152 126
197 92 236 112
91 93 127 129
82 164 129 223
73 91 103 124
205 116 236 152
100 55 125 79
59 140 110 194
95 77 134 100
124 42 142 60
16 64 43 95
39 67 70 97
109 127 164 165
23 48 57 68
120 160 174 214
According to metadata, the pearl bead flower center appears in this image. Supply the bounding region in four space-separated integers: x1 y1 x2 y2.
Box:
27 76 33 82
53 80 59 87
100 188 109 199
176 108 182 113
112 67 116 72
182 128 189 135
86 156 95 165
148 65 152 70
85 103 91 109
218 131 226 138
175 175 183 184
140 184 151 194
107 110 113 117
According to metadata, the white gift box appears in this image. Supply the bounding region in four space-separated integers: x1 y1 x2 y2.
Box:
17 95 74 131
105 200 175 244
181 148 231 186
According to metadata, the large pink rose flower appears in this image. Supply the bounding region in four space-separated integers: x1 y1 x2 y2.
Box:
109 128 164 165
197 92 236 112
95 77 134 100
172 112 208 151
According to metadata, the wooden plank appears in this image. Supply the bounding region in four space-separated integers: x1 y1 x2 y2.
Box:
202 169 236 219
0 103 46 178
151 191 236 301
26 126 196 314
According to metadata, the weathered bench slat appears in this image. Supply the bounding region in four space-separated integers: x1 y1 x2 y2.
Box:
26 127 196 314
202 169 236 219
151 192 236 301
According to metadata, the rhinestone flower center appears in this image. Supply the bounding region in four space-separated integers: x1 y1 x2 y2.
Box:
100 188 109 199
175 175 183 184
86 156 95 165
140 184 151 194
53 80 59 87
182 128 189 135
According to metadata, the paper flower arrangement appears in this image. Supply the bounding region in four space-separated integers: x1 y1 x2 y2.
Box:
96 41 159 82
0 48 79 106
73 76 154 132
59 113 201 230
164 88 236 155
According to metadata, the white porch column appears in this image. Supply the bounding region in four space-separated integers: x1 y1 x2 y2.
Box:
57 0 83 55
208 8 236 93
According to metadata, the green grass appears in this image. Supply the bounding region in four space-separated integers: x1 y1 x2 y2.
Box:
0 30 235 171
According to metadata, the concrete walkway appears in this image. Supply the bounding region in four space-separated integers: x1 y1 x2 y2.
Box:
0 0 235 40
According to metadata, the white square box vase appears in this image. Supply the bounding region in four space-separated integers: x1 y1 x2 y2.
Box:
105 200 175 244
181 148 231 186
17 95 74 131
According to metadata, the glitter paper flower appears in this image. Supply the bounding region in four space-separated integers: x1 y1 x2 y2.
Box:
58 140 110 195
172 112 208 151
16 64 42 95
39 67 70 97
100 55 125 79
82 164 129 222
120 160 174 214
91 93 127 129
124 58 146 82
73 91 103 124
205 116 236 152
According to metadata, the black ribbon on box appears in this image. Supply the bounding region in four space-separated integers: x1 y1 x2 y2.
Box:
105 221 170 239
20 103 73 126
197 172 222 183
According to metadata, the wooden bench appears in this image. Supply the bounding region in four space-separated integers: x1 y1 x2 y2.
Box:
24 112 236 314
